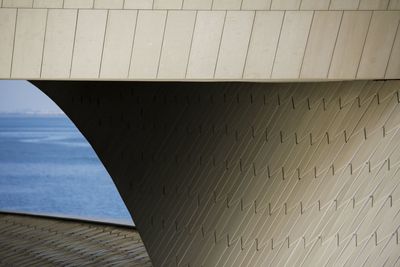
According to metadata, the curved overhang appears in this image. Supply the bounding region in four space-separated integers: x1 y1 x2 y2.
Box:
32 80 400 266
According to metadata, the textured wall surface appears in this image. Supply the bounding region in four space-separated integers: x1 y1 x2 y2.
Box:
33 80 400 266
1 8 399 80
1 0 400 10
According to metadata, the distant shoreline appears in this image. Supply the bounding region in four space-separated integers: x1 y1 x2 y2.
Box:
0 113 65 118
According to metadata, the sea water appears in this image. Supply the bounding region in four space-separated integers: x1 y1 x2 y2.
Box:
0 115 133 225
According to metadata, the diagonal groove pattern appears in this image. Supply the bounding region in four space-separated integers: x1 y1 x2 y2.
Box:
33 80 400 266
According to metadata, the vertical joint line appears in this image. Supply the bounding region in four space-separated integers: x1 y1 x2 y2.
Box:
40 9 49 78
10 8 18 78
299 10 315 78
156 10 168 79
184 10 198 79
355 10 373 79
213 10 227 79
270 11 285 78
241 11 256 79
98 9 109 79
127 10 139 79
327 10 344 78
69 9 79 79
384 18 400 78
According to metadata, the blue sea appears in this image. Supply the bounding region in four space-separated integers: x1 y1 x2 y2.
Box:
0 115 133 225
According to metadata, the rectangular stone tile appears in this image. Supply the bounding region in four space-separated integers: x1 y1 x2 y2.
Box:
183 0 212 9
70 10 107 78
0 8 16 78
158 11 196 79
2 0 32 7
271 11 313 79
100 10 137 79
213 0 242 10
42 9 77 78
64 0 93 8
328 11 372 79
94 0 123 9
215 11 254 79
359 0 390 9
154 0 182 9
357 11 400 79
186 11 225 79
243 11 284 79
33 0 63 8
330 0 360 10
12 9 47 78
300 0 330 10
271 0 301 10
300 11 342 79
241 0 271 10
124 0 153 9
129 10 166 79
385 23 400 79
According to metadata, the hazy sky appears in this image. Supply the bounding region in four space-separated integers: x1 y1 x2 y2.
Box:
0 80 63 114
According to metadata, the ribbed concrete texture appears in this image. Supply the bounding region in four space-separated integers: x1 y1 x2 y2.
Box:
0 213 151 266
33 80 400 266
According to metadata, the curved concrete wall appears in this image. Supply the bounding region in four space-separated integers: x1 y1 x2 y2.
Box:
1 8 399 81
33 80 400 266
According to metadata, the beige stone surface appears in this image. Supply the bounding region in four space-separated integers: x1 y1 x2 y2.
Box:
33 0 63 8
186 11 225 79
158 11 196 79
100 10 137 79
300 11 342 79
385 23 400 79
243 11 284 79
70 10 107 78
12 9 46 78
0 8 399 81
215 11 254 79
328 11 372 79
271 0 301 10
357 11 400 78
0 9 16 78
271 11 313 79
41 9 77 78
129 10 166 79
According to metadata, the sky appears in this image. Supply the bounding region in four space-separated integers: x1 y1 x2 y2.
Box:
0 80 63 114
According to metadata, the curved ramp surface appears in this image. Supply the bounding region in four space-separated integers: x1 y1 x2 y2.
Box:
33 80 400 266
0 213 152 266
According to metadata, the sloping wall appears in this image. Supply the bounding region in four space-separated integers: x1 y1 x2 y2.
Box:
33 80 400 266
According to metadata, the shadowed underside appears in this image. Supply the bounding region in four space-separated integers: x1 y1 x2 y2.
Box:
32 80 400 266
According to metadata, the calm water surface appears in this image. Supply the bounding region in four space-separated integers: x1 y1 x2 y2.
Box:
0 115 133 225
